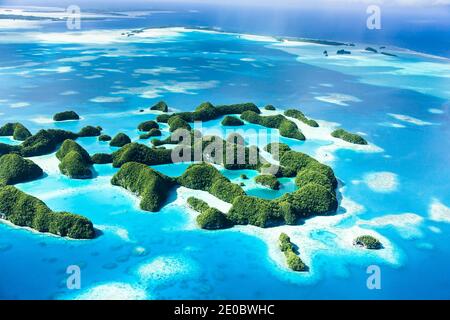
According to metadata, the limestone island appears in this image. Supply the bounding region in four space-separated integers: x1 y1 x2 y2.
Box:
353 235 383 250
53 110 80 122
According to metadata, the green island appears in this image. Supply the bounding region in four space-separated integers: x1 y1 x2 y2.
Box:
331 128 368 145
91 153 113 164
53 110 80 122
264 105 276 111
284 109 319 127
337 49 351 55
78 125 102 137
98 134 112 142
111 162 176 211
110 133 131 147
150 101 169 112
0 153 43 185
279 233 308 271
353 235 382 250
221 116 244 126
0 122 32 141
139 128 161 139
240 110 305 140
255 174 280 190
138 120 159 132
0 185 95 239
187 197 233 230
56 139 93 179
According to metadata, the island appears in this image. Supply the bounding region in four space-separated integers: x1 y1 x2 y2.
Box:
138 120 159 132
150 101 169 112
284 109 319 127
53 110 80 122
78 125 102 137
0 185 95 239
110 133 131 147
0 153 43 185
187 197 233 230
221 116 244 126
279 233 308 271
56 139 93 179
331 128 368 145
98 134 112 142
0 122 32 141
337 49 351 55
255 174 280 190
264 105 276 111
139 128 162 139
353 235 382 249
91 153 113 164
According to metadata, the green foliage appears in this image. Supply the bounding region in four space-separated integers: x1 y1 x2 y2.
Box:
139 128 161 139
138 120 159 132
278 233 308 271
53 111 80 121
156 114 171 123
284 109 319 127
280 183 337 217
279 150 315 175
59 151 92 179
0 143 20 156
56 139 91 163
264 105 276 111
98 134 111 142
111 162 175 211
331 129 368 145
20 129 78 157
240 111 305 140
150 101 168 112
221 116 244 126
0 123 32 141
168 115 191 132
264 142 291 157
91 153 113 164
197 207 233 230
255 174 280 190
187 197 210 213
110 133 131 147
240 174 248 179
279 232 294 252
216 103 260 115
354 235 382 249
112 143 173 168
0 185 95 239
0 153 43 185
78 126 102 137
228 196 282 227
295 169 334 192
210 178 246 203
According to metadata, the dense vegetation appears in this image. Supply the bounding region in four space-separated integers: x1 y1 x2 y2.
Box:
240 111 305 140
78 126 102 137
0 185 95 239
0 154 43 185
110 133 131 147
139 128 161 139
0 123 32 141
0 143 20 156
264 105 276 111
284 109 319 127
354 235 382 249
111 162 175 211
91 153 113 164
221 116 244 126
112 143 173 168
255 174 280 190
150 101 168 112
279 233 308 272
20 129 78 157
138 120 159 132
56 139 92 179
156 102 260 124
98 134 112 142
168 115 191 132
187 197 233 230
53 111 80 121
331 129 368 145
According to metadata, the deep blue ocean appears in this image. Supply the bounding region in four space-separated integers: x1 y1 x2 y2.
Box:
0 3 449 299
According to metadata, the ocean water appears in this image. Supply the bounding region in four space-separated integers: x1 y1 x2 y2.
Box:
0 8 450 300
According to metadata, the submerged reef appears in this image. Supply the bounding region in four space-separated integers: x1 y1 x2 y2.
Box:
0 185 95 239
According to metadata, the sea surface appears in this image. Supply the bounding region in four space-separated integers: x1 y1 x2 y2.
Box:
0 6 449 299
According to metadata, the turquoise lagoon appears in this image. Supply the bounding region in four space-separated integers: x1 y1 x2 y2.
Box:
0 19 450 300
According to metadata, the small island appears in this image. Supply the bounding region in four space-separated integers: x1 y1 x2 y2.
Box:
98 134 112 142
0 122 32 141
78 125 102 137
337 49 351 55
353 235 382 250
56 139 93 179
138 120 159 132
150 101 169 112
139 128 161 139
264 105 276 111
255 174 280 190
110 133 131 147
187 197 233 230
279 233 308 272
53 110 80 122
91 153 113 164
331 128 368 145
284 109 319 127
